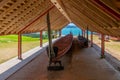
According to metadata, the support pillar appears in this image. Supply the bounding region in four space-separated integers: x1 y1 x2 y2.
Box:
81 29 83 37
18 33 22 60
91 31 93 47
86 27 89 41
40 31 43 47
83 30 85 38
59 29 61 37
101 34 105 58
55 30 57 38
86 27 89 47
46 13 64 70
47 12 55 59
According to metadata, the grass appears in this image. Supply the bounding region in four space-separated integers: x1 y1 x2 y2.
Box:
2 34 120 64
0 35 48 64
0 35 39 43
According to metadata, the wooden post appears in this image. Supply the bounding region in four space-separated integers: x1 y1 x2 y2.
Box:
91 31 93 47
86 27 89 41
83 30 85 38
59 29 61 37
47 12 55 59
86 27 89 47
101 34 105 58
81 29 83 37
18 33 22 60
55 30 57 38
82 29 84 37
40 31 43 47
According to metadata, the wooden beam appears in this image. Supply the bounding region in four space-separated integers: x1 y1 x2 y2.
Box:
83 30 85 38
47 12 55 59
66 4 108 34
0 0 42 34
81 29 83 37
85 0 118 28
86 27 89 47
86 27 89 41
59 29 61 37
91 0 120 21
46 11 68 30
18 5 55 33
82 29 84 37
55 30 58 38
18 33 22 60
51 0 71 22
101 34 105 58
91 31 93 47
40 31 43 47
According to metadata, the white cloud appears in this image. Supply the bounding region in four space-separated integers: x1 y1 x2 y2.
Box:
68 23 76 26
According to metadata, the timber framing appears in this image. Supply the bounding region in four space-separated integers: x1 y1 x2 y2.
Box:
0 0 120 37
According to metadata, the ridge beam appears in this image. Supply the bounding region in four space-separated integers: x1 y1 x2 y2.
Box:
51 0 71 22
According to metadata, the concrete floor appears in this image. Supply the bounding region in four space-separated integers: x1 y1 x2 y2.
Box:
6 38 120 80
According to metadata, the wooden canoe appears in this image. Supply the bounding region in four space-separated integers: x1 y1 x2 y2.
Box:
51 34 73 61
78 35 88 48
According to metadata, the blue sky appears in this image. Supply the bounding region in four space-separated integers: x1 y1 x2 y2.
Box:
62 23 82 36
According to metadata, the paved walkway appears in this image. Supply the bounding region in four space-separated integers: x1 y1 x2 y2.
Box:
6 38 120 80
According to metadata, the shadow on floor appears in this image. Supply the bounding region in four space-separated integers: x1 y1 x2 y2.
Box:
93 44 120 72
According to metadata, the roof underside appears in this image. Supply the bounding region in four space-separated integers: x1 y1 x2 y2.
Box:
0 0 120 36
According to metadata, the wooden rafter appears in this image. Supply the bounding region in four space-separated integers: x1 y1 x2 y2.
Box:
18 5 55 33
0 0 120 37
51 0 71 22
91 0 120 21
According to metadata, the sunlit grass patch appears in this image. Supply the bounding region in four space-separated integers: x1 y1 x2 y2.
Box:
0 35 48 64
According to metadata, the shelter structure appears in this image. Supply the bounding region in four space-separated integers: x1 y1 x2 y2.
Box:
0 0 120 72
0 0 119 35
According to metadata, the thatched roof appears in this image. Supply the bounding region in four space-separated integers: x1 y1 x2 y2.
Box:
0 0 120 36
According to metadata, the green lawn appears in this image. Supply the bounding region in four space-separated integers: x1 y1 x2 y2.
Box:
0 35 40 43
0 35 48 64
